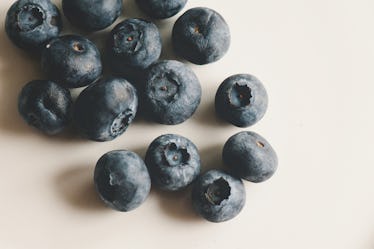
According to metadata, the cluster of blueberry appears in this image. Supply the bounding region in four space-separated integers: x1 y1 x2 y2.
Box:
5 0 278 223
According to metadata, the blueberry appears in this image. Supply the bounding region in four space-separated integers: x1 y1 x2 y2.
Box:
136 0 187 19
145 134 200 191
62 0 122 32
94 150 151 212
191 170 245 223
107 18 162 78
215 74 268 127
41 35 102 88
73 77 138 142
5 0 62 50
172 7 230 65
143 60 201 125
18 80 72 135
223 131 278 183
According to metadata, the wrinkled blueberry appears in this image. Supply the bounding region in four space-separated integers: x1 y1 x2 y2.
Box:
172 7 230 65
143 60 201 125
18 80 73 135
191 170 245 223
136 0 187 19
215 74 268 127
223 131 278 183
5 0 62 50
107 18 162 78
73 77 138 142
41 35 102 88
62 0 122 31
145 134 200 191
94 150 151 212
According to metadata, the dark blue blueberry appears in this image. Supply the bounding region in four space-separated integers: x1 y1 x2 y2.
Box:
172 7 230 65
215 74 268 127
73 77 138 142
5 0 62 50
107 18 162 78
62 0 122 31
223 131 278 183
18 80 72 135
191 170 245 223
143 60 201 125
145 134 200 191
94 150 151 212
41 35 102 88
136 0 187 19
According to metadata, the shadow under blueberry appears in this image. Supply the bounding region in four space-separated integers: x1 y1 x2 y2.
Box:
199 144 226 173
150 186 201 222
0 25 44 135
193 99 231 128
54 165 108 211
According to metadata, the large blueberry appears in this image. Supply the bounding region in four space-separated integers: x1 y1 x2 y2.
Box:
223 131 278 183
94 150 151 212
5 0 62 50
18 80 72 135
172 7 230 65
136 0 187 19
107 18 162 78
191 170 245 223
143 60 201 125
41 35 102 88
215 74 268 127
73 77 138 142
62 0 122 31
145 134 200 191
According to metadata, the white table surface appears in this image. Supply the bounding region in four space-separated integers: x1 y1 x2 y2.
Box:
0 0 373 248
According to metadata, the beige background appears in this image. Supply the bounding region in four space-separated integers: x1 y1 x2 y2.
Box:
0 0 373 248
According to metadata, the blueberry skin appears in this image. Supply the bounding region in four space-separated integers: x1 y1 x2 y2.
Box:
191 170 245 223
41 35 102 88
107 18 162 76
94 150 151 212
62 0 122 32
73 77 138 142
223 131 278 183
136 0 187 19
18 80 73 135
172 7 230 65
5 0 62 50
145 134 200 191
143 60 201 125
215 74 268 127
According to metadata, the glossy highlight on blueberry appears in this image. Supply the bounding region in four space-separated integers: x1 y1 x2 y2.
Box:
223 131 278 183
145 134 201 191
172 7 230 65
136 0 187 19
94 150 151 212
143 60 202 125
18 80 73 135
5 0 62 49
62 0 122 31
73 77 138 142
41 35 102 88
215 74 268 127
192 170 245 222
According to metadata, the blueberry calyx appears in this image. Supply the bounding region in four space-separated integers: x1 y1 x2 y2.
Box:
110 109 134 137
17 4 45 32
204 177 231 205
229 83 252 108
150 73 180 104
72 42 84 52
163 142 190 167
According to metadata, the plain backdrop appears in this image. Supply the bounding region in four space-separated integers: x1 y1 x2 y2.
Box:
0 0 373 249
